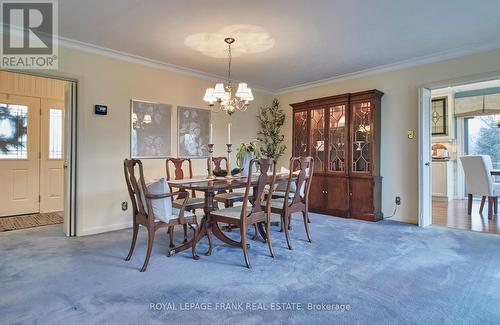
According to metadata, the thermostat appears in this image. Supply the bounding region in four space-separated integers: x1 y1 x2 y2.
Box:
95 105 108 115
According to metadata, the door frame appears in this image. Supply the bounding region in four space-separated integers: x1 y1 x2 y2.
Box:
417 70 500 227
1 70 78 236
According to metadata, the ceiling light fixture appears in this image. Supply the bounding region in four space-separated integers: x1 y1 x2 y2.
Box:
203 37 253 115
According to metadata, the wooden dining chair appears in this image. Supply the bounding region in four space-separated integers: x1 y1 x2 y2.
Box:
207 156 246 208
264 156 314 250
206 158 277 268
166 158 205 245
124 159 199 272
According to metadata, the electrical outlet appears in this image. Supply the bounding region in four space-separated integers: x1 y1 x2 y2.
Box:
407 130 414 139
122 201 128 211
395 196 401 205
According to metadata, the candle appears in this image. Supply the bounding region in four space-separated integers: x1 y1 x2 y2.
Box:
209 123 213 143
227 123 231 144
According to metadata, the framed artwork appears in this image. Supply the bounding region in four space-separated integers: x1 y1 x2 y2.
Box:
130 99 172 158
177 106 211 158
431 97 447 135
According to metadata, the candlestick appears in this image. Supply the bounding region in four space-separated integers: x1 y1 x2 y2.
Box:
226 143 232 179
227 123 231 144
209 123 213 143
207 143 215 179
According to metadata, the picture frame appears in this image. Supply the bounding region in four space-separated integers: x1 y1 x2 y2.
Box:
130 99 172 159
177 106 211 158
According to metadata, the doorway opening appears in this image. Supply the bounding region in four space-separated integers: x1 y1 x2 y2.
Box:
420 78 500 234
0 71 76 236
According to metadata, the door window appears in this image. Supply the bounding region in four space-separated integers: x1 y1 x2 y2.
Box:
0 103 28 159
48 108 63 159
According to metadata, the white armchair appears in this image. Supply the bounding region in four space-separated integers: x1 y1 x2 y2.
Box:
460 155 499 218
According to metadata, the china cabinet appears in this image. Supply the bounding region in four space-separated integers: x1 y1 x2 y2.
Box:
291 89 383 221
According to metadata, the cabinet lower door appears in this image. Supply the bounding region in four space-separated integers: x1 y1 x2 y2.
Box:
349 177 382 221
308 176 325 212
325 176 349 216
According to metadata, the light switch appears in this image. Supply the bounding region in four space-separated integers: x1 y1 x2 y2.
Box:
407 130 415 139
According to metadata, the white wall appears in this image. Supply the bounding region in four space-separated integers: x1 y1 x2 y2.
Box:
41 46 272 235
276 48 500 224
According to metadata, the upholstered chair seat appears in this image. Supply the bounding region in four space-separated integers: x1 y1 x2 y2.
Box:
208 204 253 219
173 197 205 208
214 192 246 201
172 208 196 218
263 198 287 210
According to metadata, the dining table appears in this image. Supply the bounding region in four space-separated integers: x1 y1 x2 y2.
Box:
168 173 293 251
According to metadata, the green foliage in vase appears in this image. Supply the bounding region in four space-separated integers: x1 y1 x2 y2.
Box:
236 140 262 168
257 98 286 160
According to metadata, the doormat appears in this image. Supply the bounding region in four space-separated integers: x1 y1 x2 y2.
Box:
0 212 63 232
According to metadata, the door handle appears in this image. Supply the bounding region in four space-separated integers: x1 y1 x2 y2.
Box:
424 162 430 166
64 161 69 169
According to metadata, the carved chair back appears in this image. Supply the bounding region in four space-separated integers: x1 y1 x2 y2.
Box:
208 156 228 173
124 159 152 222
240 158 276 222
166 157 196 197
285 156 314 206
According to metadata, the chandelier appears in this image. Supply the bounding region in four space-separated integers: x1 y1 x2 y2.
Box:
203 37 254 115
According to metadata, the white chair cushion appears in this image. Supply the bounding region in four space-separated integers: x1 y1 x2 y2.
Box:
210 204 253 219
141 178 173 223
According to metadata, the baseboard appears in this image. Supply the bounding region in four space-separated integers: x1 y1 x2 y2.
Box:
77 222 132 236
390 215 418 224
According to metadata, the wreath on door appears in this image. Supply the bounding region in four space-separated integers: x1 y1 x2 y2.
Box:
0 105 27 153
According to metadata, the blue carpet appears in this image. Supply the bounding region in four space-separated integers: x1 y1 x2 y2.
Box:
1 214 500 324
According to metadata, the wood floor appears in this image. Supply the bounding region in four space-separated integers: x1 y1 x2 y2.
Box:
432 199 499 234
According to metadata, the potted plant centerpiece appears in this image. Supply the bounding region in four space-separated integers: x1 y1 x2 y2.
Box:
236 140 262 177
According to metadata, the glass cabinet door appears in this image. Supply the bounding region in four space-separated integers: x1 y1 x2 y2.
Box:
293 111 308 157
351 101 372 173
310 108 325 171
328 104 347 173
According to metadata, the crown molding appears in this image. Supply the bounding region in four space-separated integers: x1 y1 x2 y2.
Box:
57 36 276 95
276 41 500 95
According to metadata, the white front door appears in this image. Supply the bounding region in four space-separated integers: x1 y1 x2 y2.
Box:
0 94 41 217
40 99 65 213
418 87 432 227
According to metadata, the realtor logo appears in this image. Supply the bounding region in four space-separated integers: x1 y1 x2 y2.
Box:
1 0 58 69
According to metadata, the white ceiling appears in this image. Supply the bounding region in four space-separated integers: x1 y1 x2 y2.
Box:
59 0 500 92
